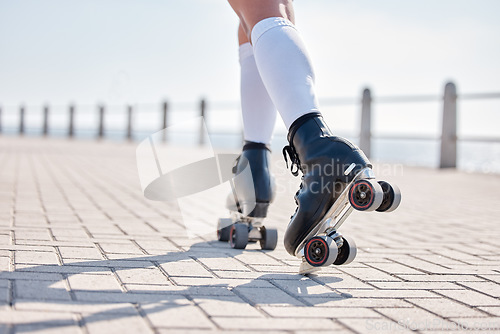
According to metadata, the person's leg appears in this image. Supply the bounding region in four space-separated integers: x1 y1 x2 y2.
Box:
238 23 277 145
228 0 374 259
228 0 295 39
228 0 318 129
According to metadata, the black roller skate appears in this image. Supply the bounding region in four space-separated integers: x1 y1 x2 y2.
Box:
282 113 401 274
217 141 278 250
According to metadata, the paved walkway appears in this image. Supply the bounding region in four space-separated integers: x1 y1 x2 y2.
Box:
0 136 499 333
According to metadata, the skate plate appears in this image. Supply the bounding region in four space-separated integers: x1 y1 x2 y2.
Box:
217 210 278 250
298 260 321 275
295 167 376 274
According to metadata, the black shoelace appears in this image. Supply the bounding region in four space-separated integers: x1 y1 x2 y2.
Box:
282 145 301 177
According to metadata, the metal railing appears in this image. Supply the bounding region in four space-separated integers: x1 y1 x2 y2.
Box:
1 81 499 169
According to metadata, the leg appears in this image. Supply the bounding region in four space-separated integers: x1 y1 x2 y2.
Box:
238 22 277 145
224 22 276 246
228 0 318 128
227 1 376 259
229 0 295 39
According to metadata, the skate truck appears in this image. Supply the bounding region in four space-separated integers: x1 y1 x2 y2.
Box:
297 166 401 275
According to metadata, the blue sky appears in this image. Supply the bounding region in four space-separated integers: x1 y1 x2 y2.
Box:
1 0 499 103
1 0 499 137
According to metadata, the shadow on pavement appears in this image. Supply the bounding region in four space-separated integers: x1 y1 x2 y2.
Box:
3 241 351 332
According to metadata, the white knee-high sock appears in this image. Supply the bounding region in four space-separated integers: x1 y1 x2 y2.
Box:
239 43 277 145
251 18 320 129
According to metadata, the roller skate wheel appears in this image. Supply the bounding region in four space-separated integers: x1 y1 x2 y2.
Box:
376 181 402 213
334 235 357 265
304 236 338 267
349 179 384 212
217 218 233 242
229 223 248 249
259 227 278 251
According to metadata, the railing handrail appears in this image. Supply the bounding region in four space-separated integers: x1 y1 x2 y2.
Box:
1 83 500 168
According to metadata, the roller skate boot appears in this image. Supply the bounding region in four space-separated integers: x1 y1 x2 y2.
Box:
217 141 278 250
282 113 401 274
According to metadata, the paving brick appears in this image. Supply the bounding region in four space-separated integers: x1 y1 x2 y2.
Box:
449 317 500 331
478 307 500 316
196 257 253 272
84 314 153 334
478 274 500 284
458 281 500 297
271 278 346 298
233 252 284 266
409 298 488 318
0 257 10 271
369 281 462 290
0 245 54 252
368 262 427 275
15 264 111 275
14 301 138 315
193 296 263 318
311 274 378 290
58 247 103 260
182 277 275 288
98 242 144 255
340 289 441 299
249 264 301 273
115 268 171 285
14 279 71 301
16 240 94 248
375 307 457 330
444 265 500 275
160 259 214 278
51 228 89 240
67 274 122 292
339 317 414 333
13 324 82 334
62 259 154 268
233 287 304 306
0 309 76 325
390 256 455 274
14 251 59 265
435 289 500 307
213 317 340 331
0 288 9 304
14 229 52 241
395 274 486 282
261 306 379 319
338 267 403 282
142 300 215 329
1 270 64 281
209 271 267 279
134 239 179 253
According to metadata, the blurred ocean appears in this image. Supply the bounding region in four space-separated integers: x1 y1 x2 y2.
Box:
2 127 499 174
1 97 499 174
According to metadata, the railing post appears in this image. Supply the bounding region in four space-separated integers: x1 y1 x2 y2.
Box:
162 101 168 142
359 88 372 158
199 98 206 146
68 104 75 138
440 82 457 168
126 105 133 141
19 105 25 135
43 105 49 136
98 104 105 139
